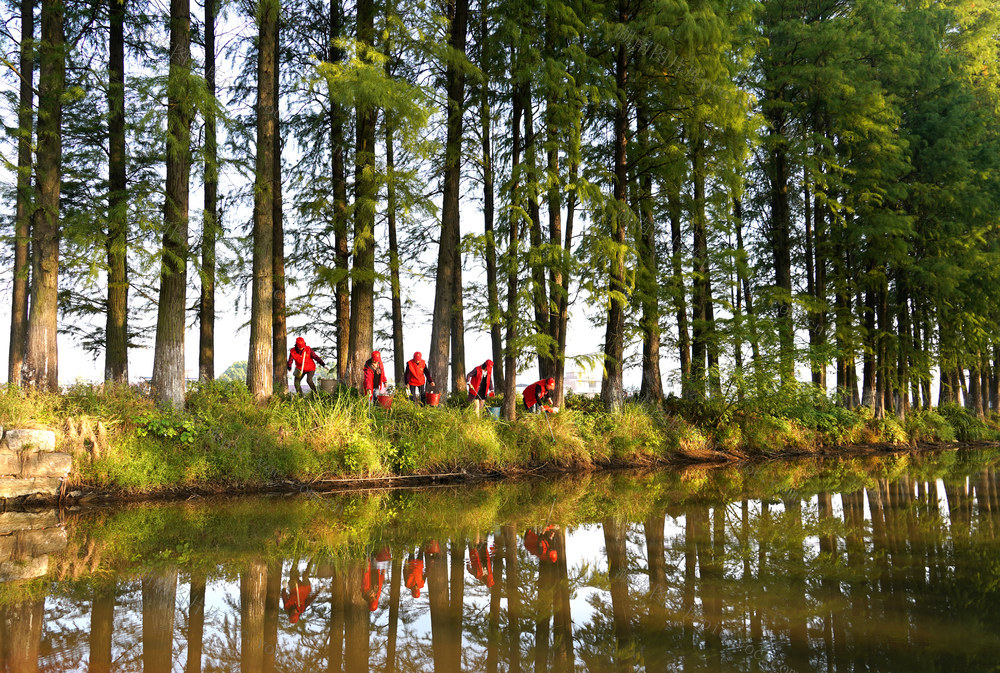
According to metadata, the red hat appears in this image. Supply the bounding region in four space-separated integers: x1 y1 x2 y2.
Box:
414 351 422 361
372 350 382 361
546 378 555 387
295 337 305 348
485 359 494 369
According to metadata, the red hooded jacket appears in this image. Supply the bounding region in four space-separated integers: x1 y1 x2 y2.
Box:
288 337 324 373
364 351 388 395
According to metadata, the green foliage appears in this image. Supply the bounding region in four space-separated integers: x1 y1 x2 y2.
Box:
905 409 957 444
937 405 1000 442
218 361 248 382
0 386 994 492
134 411 198 446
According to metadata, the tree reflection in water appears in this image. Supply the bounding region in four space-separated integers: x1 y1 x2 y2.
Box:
1 452 999 672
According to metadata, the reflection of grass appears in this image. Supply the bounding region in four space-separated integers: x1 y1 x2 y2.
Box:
0 382 991 492
6 447 989 599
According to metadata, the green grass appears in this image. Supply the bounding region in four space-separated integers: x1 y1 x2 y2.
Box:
0 381 988 492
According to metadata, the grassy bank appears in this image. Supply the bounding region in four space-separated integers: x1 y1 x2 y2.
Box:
0 382 997 492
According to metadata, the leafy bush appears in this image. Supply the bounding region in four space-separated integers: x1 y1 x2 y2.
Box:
937 404 999 442
905 409 957 443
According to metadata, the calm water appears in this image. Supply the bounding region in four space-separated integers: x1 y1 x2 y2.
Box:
1 449 1000 673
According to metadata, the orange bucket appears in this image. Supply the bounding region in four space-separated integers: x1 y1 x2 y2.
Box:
377 395 394 410
425 392 441 407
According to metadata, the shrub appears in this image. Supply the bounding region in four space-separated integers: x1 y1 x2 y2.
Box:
936 404 999 442
905 409 956 443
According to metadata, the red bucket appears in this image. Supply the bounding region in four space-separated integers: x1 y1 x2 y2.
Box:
376 395 394 410
425 392 441 407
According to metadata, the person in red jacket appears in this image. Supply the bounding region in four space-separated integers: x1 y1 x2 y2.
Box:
287 337 326 396
363 351 388 401
466 359 495 414
404 351 435 403
523 377 556 413
466 539 495 588
281 561 315 624
362 558 386 612
405 550 425 598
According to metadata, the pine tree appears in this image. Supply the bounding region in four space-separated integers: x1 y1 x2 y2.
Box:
150 0 192 405
105 0 128 384
21 0 64 392
248 0 278 402
8 0 33 385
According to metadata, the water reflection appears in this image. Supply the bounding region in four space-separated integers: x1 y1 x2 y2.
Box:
1 451 999 672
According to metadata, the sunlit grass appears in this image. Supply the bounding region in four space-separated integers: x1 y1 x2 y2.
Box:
0 380 986 492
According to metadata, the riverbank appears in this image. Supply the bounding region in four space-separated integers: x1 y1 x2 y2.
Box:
1 382 998 498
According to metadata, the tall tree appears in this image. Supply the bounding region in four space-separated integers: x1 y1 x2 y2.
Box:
199 0 218 382
600 0 630 413
8 0 33 385
272 6 287 394
150 0 193 405
345 0 378 390
248 0 278 402
105 0 128 384
329 0 350 380
429 0 470 395
21 0 64 392
477 0 504 390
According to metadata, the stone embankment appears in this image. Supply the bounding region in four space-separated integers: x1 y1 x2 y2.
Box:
0 429 72 501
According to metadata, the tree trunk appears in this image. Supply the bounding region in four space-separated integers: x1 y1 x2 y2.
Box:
271 11 286 395
600 11 627 413
479 1 504 391
8 0 33 385
263 563 281 673
151 0 191 405
448 0 470 397
450 259 467 395
248 0 277 403
874 279 889 419
90 585 115 673
604 517 634 672
142 569 178 673
199 0 217 381
636 102 662 404
501 87 524 421
387 120 405 385
105 0 128 384
668 182 691 397
385 113 406 388
690 135 711 399
6 598 45 673
429 0 469 396
544 14 563 400
187 572 206 673
23 0 63 392
767 105 794 385
524 89 549 378
240 561 267 673
734 198 761 389
346 0 378 390
329 0 349 380
862 286 876 408
345 561 371 673
387 556 402 673
896 277 910 419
